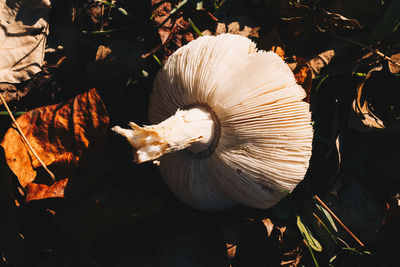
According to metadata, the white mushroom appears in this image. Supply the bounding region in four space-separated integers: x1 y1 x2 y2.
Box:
113 34 313 211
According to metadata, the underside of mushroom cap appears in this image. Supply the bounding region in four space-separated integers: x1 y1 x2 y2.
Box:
148 34 313 211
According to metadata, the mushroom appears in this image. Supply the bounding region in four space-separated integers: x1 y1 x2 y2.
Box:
113 34 313 211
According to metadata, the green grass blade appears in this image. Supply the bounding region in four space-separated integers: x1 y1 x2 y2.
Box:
0 111 26 116
170 0 189 15
188 18 203 36
296 215 323 252
315 202 338 232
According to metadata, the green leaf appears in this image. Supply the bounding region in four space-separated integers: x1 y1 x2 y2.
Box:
152 54 163 66
354 72 367 77
315 203 338 232
329 255 337 263
296 215 323 252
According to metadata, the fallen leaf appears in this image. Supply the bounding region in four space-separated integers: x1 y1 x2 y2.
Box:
349 66 386 131
152 1 174 44
226 243 236 261
149 1 193 61
0 88 109 190
0 0 50 83
313 8 362 32
214 20 261 39
272 46 286 60
291 57 312 103
280 3 362 34
308 50 335 78
296 215 322 252
262 218 274 237
25 178 68 202
325 0 384 30
257 27 286 60
389 53 400 74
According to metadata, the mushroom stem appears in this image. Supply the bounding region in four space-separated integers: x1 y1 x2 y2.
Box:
112 106 218 163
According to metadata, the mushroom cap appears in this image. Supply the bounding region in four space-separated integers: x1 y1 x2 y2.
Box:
149 34 313 211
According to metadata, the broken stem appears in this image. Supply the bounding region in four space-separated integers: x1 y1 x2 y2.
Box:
314 195 365 247
330 34 400 68
0 93 56 183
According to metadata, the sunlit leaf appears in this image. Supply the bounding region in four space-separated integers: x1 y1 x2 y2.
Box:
296 215 323 252
315 203 338 232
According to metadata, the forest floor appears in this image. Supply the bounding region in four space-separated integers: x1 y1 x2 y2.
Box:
1 0 400 266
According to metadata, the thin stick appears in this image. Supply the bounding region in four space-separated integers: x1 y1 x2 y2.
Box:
330 34 400 68
0 94 55 182
314 195 365 247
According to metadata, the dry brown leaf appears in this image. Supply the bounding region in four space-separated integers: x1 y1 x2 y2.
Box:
0 0 50 83
292 57 312 103
214 21 260 38
280 3 362 34
272 46 285 60
262 218 274 237
0 88 109 189
226 243 236 261
314 8 362 32
149 2 193 60
25 178 68 202
308 50 335 78
389 53 400 74
349 66 386 131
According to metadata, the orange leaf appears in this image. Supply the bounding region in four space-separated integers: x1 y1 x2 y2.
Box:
25 178 68 203
292 57 312 103
0 88 109 190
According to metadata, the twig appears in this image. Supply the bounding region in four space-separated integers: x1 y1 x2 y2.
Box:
330 34 400 68
0 93 56 182
314 195 365 247
312 213 338 244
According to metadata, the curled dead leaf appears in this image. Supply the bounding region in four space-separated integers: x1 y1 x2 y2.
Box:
0 0 50 83
349 66 386 131
0 88 109 194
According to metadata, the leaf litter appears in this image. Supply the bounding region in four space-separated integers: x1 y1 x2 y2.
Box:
0 0 400 266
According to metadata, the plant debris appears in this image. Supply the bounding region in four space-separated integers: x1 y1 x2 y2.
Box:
0 0 400 266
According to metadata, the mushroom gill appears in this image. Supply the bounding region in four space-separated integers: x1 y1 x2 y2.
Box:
113 34 313 211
